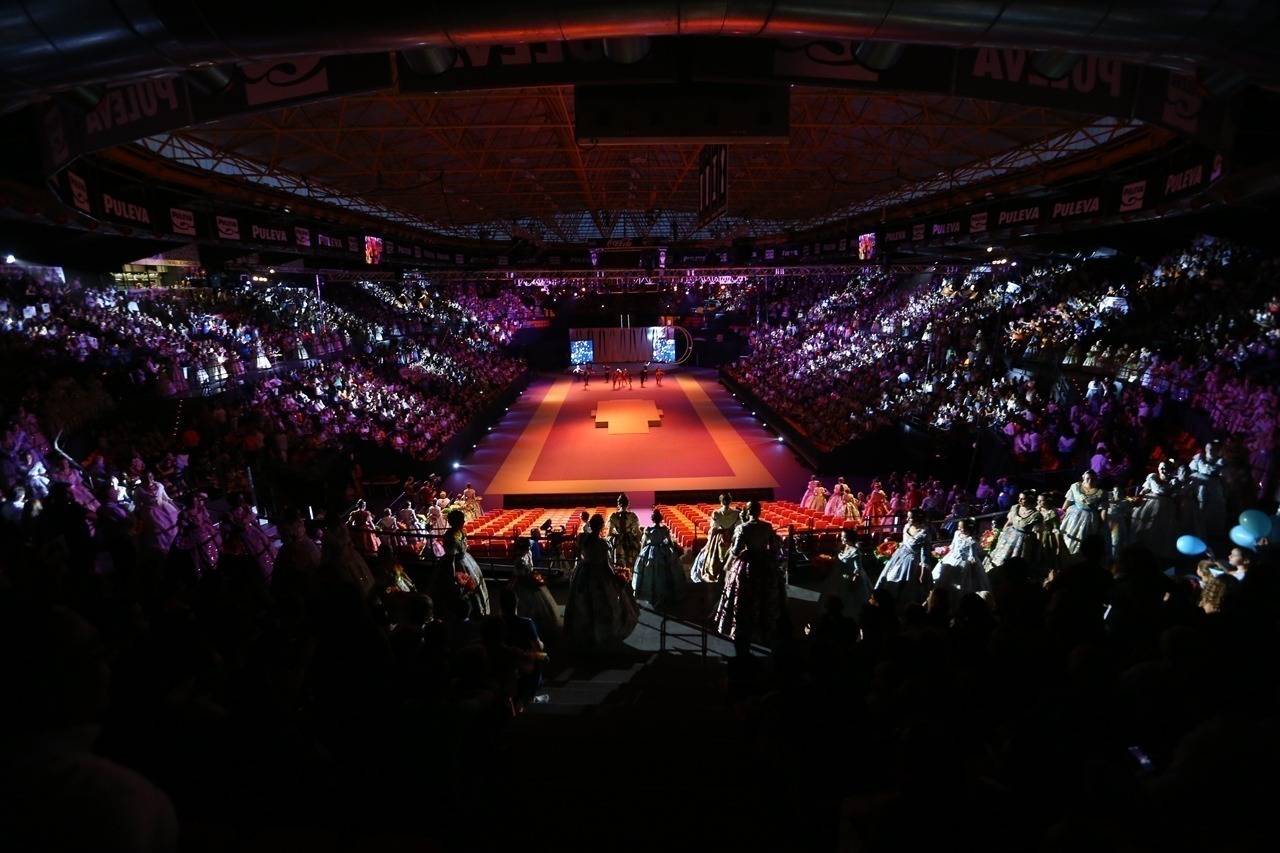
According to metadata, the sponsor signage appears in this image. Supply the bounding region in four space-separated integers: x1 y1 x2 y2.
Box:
100 191 153 227
216 215 241 241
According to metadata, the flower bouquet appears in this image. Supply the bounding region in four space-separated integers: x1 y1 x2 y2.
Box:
980 528 1000 550
454 571 477 598
932 544 951 559
876 540 899 561
614 566 633 585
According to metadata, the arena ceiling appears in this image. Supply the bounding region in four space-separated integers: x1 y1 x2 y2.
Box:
3 2 1280 250
129 87 1160 244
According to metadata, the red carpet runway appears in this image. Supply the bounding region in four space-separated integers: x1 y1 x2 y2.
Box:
444 368 813 507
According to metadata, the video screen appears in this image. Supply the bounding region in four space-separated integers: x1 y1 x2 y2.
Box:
858 232 877 260
364 236 383 265
570 340 594 365
652 337 676 363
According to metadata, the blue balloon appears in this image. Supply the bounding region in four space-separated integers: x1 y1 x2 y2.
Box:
1176 534 1207 556
1229 525 1258 550
1239 509 1271 539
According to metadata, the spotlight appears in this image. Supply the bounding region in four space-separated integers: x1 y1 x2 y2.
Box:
777 436 784 443
452 462 460 470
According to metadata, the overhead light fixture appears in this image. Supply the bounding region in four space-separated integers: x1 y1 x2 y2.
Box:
604 37 651 65
184 64 236 96
403 46 459 76
855 41 905 72
1029 51 1082 82
60 84 106 111
1197 66 1250 96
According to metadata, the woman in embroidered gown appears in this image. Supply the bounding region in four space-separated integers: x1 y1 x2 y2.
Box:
932 518 990 605
459 483 483 521
633 509 685 614
607 493 642 572
508 537 562 640
1131 460 1183 559
433 509 490 619
799 476 821 508
715 500 786 655
48 457 99 515
222 493 277 579
1184 441 1227 540
819 529 874 624
375 507 402 550
173 492 220 578
347 499 381 555
693 493 740 583
565 513 639 648
843 492 863 526
825 477 851 517
874 509 933 608
1060 470 1109 555
425 503 448 558
804 485 829 514
132 470 180 557
987 491 1041 568
863 482 891 537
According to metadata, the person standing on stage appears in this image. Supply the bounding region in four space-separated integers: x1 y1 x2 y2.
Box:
640 363 649 387
608 493 642 572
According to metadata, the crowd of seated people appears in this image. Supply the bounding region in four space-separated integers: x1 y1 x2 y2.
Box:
725 236 1280 505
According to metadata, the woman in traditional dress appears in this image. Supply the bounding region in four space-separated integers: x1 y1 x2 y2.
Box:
425 503 448 558
565 513 639 648
375 507 402 550
819 529 873 624
987 491 1041 568
173 492 220 578
459 483 483 521
132 470 180 556
633 509 685 614
799 475 821 508
863 481 891 537
693 493 740 583
825 477 851 517
222 492 277 579
843 492 863 526
1131 460 1183 559
874 509 933 608
347 499 381 555
47 457 99 515
607 493 642 572
434 508 490 619
1184 440 1227 540
508 537 561 640
932 518 990 606
804 484 829 514
715 500 786 656
1060 470 1109 555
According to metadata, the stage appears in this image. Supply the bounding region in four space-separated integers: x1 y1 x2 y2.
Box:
443 367 813 509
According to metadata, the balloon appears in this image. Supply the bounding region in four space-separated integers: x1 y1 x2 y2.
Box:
1176 535 1207 556
1229 525 1258 550
1239 509 1271 539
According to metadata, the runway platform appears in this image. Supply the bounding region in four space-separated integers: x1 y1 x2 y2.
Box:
443 367 812 510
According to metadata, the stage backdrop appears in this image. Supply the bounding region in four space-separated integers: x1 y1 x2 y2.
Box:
569 327 673 363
